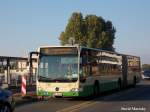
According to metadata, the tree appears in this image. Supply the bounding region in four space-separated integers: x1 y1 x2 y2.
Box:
59 12 84 45
59 12 116 51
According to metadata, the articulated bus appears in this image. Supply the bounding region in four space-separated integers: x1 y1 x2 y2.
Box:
34 46 141 98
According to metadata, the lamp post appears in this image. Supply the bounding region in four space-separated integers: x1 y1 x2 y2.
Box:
68 37 75 45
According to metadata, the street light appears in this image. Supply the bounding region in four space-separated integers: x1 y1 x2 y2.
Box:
68 37 75 45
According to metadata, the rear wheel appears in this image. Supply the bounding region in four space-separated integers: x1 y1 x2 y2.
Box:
93 82 100 97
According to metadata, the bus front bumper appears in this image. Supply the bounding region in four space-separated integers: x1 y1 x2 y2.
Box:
37 85 94 97
37 91 81 97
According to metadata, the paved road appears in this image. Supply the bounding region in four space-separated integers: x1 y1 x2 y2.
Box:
15 80 150 112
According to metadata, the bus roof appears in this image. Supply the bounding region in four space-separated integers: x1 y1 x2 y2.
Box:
119 53 140 59
38 45 120 55
37 45 79 52
80 46 120 55
37 45 140 58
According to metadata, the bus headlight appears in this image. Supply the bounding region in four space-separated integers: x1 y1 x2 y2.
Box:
71 88 83 92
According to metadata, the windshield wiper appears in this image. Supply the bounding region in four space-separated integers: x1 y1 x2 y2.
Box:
38 76 52 82
52 77 78 82
52 78 67 82
38 76 77 82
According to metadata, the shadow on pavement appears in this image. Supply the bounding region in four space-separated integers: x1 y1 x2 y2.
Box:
95 82 150 102
68 81 150 102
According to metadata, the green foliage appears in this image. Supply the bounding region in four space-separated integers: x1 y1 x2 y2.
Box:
59 12 116 51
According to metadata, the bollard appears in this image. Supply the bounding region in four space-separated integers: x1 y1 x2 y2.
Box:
21 75 26 96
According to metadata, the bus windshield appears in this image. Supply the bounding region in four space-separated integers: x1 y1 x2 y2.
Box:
38 55 78 82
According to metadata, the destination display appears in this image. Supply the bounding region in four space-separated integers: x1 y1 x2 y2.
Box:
40 47 78 55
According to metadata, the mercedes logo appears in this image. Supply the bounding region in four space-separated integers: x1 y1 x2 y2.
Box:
55 87 59 91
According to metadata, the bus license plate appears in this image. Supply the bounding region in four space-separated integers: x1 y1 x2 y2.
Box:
54 92 62 96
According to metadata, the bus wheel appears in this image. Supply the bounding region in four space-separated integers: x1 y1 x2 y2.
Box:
133 76 136 87
118 79 122 91
93 82 100 97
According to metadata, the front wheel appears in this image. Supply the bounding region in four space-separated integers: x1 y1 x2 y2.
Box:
118 79 122 91
133 77 136 87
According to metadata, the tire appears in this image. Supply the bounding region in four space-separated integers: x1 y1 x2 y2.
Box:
133 77 136 87
0 104 11 112
93 83 100 97
118 79 122 91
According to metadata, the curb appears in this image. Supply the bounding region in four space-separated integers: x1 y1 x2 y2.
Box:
13 92 36 97
15 97 38 107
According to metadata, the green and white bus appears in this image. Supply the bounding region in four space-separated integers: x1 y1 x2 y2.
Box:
34 46 141 97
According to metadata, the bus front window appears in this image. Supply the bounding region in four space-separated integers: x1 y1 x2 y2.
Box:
38 55 78 82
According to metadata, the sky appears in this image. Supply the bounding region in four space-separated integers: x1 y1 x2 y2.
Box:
0 0 150 64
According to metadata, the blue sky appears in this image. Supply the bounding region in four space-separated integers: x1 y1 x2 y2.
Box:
0 0 150 64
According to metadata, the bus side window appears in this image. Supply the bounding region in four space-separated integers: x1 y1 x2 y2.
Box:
81 65 91 77
80 56 88 78
99 63 107 75
82 65 86 77
91 64 99 76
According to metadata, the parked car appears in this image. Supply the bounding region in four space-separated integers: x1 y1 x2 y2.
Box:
0 84 15 112
142 70 150 79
